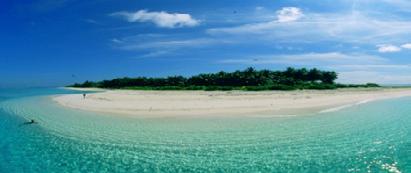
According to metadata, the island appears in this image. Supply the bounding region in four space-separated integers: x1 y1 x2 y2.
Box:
51 67 411 118
69 67 380 91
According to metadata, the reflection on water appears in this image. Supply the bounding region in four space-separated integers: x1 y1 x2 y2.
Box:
0 88 410 172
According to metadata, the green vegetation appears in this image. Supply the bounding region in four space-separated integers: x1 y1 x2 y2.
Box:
70 67 380 91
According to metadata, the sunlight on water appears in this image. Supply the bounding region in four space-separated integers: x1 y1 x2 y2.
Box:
0 88 410 172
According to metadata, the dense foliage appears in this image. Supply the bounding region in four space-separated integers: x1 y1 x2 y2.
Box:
70 67 379 91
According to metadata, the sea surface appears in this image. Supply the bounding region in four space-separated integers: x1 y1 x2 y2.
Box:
0 88 410 172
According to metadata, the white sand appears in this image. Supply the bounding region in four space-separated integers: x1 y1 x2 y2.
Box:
53 88 411 118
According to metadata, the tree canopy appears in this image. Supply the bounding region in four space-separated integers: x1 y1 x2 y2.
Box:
70 67 378 91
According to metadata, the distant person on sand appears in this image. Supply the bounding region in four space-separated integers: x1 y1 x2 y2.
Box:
83 93 86 99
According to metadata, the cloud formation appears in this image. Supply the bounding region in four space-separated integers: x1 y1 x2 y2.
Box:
338 71 411 84
220 52 387 66
113 37 221 50
207 9 411 44
375 43 411 53
276 7 303 22
377 44 401 53
111 34 230 57
112 10 199 28
401 43 411 49
107 2 411 84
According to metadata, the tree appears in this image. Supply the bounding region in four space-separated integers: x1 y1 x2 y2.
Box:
70 67 356 90
307 68 322 82
321 72 337 84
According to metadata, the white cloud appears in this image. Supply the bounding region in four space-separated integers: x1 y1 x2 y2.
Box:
376 0 411 12
255 6 265 11
401 43 411 49
111 38 123 44
276 7 303 22
330 64 411 70
338 71 411 84
111 34 231 57
84 19 100 24
111 10 199 28
373 43 411 53
220 52 387 66
139 50 171 58
207 10 411 44
377 44 401 53
115 38 222 50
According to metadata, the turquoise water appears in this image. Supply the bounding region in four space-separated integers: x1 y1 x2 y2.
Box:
0 88 410 172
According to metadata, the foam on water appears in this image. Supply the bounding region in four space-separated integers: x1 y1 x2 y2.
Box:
0 88 410 172
319 99 374 113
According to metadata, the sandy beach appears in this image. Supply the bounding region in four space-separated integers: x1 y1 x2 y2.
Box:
53 88 411 117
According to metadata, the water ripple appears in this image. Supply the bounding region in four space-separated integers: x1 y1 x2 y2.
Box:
0 95 410 172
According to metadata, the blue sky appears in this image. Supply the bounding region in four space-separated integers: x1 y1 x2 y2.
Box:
2 0 411 87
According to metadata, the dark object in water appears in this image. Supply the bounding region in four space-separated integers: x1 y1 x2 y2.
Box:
21 119 37 126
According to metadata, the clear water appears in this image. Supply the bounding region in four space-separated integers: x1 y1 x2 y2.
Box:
0 88 410 172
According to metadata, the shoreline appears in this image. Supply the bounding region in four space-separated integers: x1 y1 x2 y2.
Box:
53 88 411 118
61 87 107 92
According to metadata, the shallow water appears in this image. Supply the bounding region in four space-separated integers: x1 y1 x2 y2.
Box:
0 88 410 172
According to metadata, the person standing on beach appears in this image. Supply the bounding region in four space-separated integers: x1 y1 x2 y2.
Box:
83 93 86 99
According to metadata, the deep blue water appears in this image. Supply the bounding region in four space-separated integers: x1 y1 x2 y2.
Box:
0 88 410 172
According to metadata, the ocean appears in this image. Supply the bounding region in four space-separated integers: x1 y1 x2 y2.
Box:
0 88 410 172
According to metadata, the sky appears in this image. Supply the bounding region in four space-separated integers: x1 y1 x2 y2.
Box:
2 0 411 87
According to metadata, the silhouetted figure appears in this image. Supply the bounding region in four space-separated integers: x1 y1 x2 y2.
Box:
83 93 86 99
21 119 37 126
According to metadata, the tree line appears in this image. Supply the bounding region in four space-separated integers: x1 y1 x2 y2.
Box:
70 67 379 91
